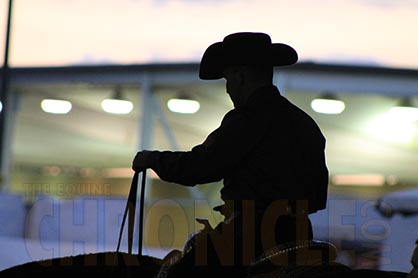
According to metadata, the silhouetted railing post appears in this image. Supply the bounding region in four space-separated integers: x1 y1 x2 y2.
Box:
0 0 13 191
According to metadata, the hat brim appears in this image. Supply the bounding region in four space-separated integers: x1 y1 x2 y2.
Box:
199 42 298 80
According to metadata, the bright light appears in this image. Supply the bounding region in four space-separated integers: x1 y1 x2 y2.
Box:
311 98 345 114
0 101 2 112
389 106 418 122
167 98 200 114
101 99 133 114
332 174 386 186
367 113 416 144
41 99 72 114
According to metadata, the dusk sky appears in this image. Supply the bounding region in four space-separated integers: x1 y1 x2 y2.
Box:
1 0 418 69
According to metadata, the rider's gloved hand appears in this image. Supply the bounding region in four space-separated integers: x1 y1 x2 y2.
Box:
132 150 152 172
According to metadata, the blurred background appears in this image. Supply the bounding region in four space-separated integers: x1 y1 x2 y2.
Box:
0 0 417 274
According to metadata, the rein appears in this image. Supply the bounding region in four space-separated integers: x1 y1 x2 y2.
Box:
116 170 147 254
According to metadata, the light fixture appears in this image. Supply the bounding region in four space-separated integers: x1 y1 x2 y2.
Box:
331 174 386 186
366 97 418 144
101 86 133 114
311 92 345 114
388 97 418 121
0 101 2 112
167 93 200 114
41 99 72 114
367 98 417 144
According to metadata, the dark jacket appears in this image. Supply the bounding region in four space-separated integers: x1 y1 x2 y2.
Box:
147 85 329 213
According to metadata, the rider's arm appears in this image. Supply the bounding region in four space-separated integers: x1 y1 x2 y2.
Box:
144 109 267 186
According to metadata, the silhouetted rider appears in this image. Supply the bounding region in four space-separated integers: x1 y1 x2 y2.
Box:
133 32 329 277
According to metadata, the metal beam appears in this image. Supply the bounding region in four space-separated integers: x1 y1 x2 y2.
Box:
138 75 154 150
279 70 418 96
4 63 417 97
150 94 180 150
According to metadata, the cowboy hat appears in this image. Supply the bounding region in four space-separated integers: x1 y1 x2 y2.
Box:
199 32 298 80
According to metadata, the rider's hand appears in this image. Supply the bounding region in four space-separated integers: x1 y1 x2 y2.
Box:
132 151 152 172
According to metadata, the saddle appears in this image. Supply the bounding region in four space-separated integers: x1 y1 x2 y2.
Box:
248 239 352 277
155 236 352 278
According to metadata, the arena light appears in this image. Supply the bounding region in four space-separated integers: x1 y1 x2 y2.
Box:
367 113 416 144
102 99 133 114
41 99 72 114
311 93 345 114
388 97 418 122
167 94 200 114
332 174 386 186
367 97 418 144
101 86 133 114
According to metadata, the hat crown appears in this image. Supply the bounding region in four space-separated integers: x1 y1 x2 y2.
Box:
222 32 274 67
223 32 272 47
